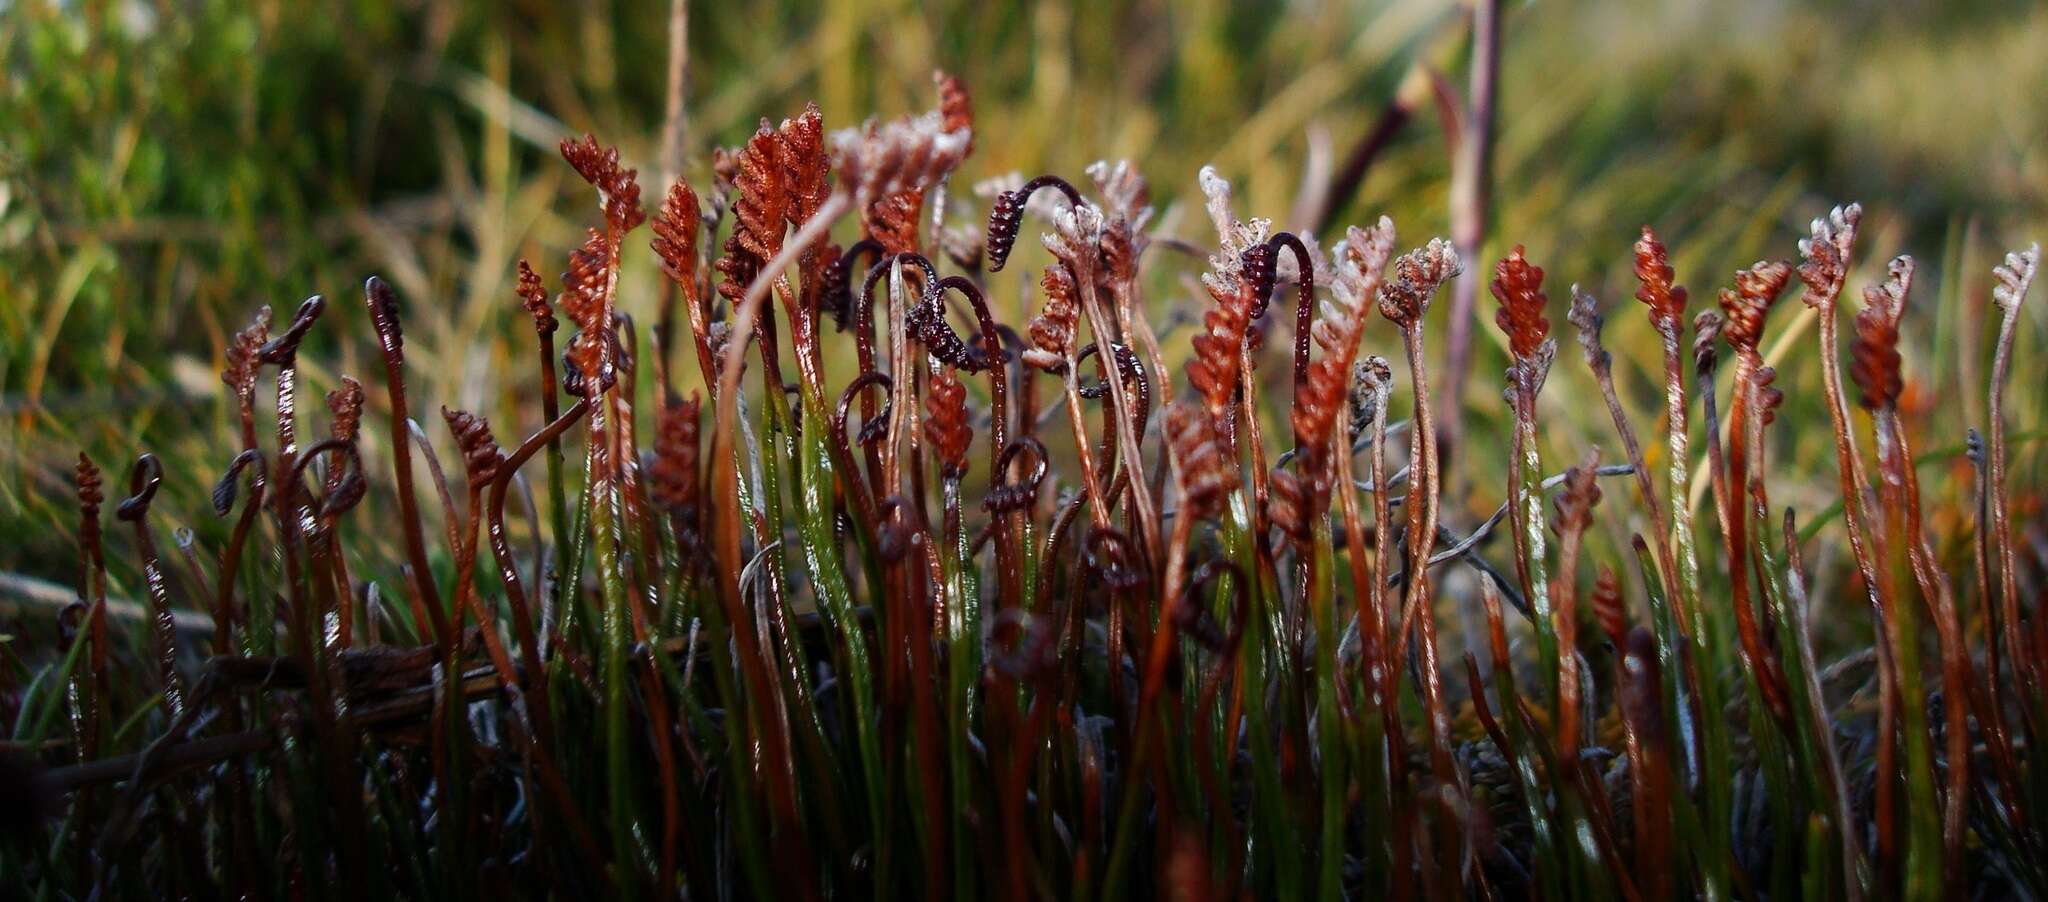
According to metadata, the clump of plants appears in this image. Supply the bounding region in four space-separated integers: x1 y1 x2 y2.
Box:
5 75 2045 900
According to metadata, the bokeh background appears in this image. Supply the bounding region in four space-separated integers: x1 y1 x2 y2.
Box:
4 0 2045 637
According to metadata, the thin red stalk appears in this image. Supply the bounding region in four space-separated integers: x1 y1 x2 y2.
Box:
1878 407 1971 880
1722 351 1794 725
484 401 607 880
1987 246 2038 709
1399 324 1462 893
113 455 185 718
366 277 451 646
707 189 847 878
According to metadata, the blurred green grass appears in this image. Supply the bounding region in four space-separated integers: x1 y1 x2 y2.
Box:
3 0 2044 611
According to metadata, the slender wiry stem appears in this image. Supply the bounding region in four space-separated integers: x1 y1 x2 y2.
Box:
366 277 450 646
1399 323 1462 894
1437 0 1499 463
1987 246 2037 706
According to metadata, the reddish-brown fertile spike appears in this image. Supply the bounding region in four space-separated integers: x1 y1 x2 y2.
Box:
1265 466 1311 542
1692 310 1723 375
561 229 617 397
222 306 272 400
559 134 646 232
1490 244 1551 360
441 407 502 484
830 111 971 206
1166 401 1240 521
1850 306 1902 411
76 454 103 520
777 103 831 225
327 376 365 441
1753 366 1784 427
651 393 702 514
1552 457 1604 537
715 123 791 305
1863 255 1916 328
1567 286 1610 372
1797 203 1863 307
1086 159 1150 226
650 182 703 287
561 230 610 333
1188 278 1258 417
1633 226 1689 335
1718 260 1794 352
1592 566 1626 648
1349 356 1393 444
516 259 558 336
926 366 972 480
865 188 925 256
1377 238 1460 328
1025 263 1081 369
936 71 974 156
1100 219 1140 287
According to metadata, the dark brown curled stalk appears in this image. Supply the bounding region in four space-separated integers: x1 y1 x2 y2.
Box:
833 371 894 533
986 174 1083 272
1088 523 1148 706
929 274 1024 610
255 295 326 456
858 252 938 477
202 447 264 888
914 274 994 373
1250 231 1319 438
823 237 885 332
209 450 268 650
983 436 1050 516
114 454 186 718
1298 220 1393 460
365 276 450 646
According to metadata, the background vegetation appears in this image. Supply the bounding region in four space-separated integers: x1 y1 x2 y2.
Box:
5 0 2045 602
5 0 2048 897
